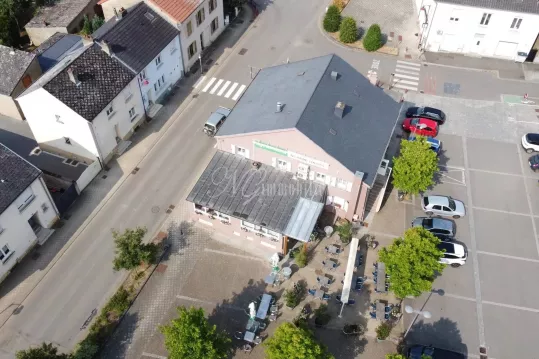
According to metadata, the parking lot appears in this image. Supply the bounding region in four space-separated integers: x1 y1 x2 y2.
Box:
370 94 539 359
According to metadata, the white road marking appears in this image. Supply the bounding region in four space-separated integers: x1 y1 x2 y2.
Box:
395 79 419 86
142 353 167 359
442 293 477 302
209 79 223 94
397 60 421 67
396 64 422 72
468 167 525 177
477 250 539 263
393 83 419 92
394 73 420 80
217 80 231 96
472 206 537 217
394 68 421 76
225 82 238 98
232 84 247 101
482 300 539 313
202 77 216 92
193 76 206 89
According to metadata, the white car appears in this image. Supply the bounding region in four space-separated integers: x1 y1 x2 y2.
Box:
522 133 539 153
438 242 467 267
422 195 466 219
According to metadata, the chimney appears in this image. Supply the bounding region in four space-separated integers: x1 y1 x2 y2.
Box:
113 8 120 20
118 7 127 19
334 101 345 119
331 71 339 81
101 40 111 55
67 68 81 86
276 102 284 112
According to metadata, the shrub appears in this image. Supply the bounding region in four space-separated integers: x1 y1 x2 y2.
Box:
376 322 392 340
339 17 357 44
363 24 383 52
81 15 92 36
335 221 353 244
314 304 331 326
104 286 131 314
72 338 99 359
295 247 308 267
323 5 341 33
284 289 300 308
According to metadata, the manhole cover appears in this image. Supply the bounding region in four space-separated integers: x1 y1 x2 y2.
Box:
151 206 160 213
239 48 248 55
156 264 168 273
102 175 108 179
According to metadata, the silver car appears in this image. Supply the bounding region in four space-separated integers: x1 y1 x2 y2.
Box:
422 195 466 219
411 217 455 241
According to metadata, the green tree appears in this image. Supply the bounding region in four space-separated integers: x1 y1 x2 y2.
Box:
339 16 357 43
335 220 352 244
386 355 406 359
81 15 92 35
16 343 69 359
112 227 158 271
392 136 438 195
0 0 22 46
379 227 445 298
264 322 334 359
363 23 382 52
323 5 341 33
160 307 231 359
91 15 104 32
295 246 308 267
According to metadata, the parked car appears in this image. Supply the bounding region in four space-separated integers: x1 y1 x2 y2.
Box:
422 195 466 219
529 154 539 172
406 106 446 124
411 217 455 241
408 133 441 154
408 345 466 359
438 242 467 267
521 133 539 153
203 106 232 136
402 118 438 137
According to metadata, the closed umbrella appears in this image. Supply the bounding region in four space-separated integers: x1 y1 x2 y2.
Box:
249 302 257 319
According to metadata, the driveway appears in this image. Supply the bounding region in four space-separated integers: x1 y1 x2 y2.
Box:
369 94 539 359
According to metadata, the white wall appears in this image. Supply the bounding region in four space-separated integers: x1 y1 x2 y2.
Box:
418 0 539 61
138 35 184 109
17 88 100 163
0 176 59 281
91 77 145 161
75 160 102 193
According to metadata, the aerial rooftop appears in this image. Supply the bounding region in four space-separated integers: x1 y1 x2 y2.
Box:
33 33 83 72
437 0 539 15
26 0 96 28
0 45 36 96
148 0 204 22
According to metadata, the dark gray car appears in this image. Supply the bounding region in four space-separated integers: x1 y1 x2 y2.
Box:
412 217 455 241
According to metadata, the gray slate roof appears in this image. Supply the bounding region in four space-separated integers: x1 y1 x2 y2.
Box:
0 45 36 96
93 3 179 74
0 129 87 181
186 151 326 239
0 143 42 214
437 0 539 14
26 0 95 28
42 43 136 121
217 54 402 186
34 33 83 72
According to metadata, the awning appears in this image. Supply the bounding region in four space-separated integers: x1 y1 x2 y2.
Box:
339 236 359 316
283 198 324 242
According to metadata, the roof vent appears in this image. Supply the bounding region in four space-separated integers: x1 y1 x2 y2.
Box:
252 161 261 169
30 147 42 156
67 68 81 86
329 128 337 136
334 101 345 119
331 71 339 81
297 71 305 76
276 102 284 112
144 12 155 22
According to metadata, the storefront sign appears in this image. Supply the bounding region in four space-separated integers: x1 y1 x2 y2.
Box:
254 141 288 156
253 140 329 170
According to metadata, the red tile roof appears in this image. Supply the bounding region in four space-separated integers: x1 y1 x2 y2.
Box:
149 0 204 22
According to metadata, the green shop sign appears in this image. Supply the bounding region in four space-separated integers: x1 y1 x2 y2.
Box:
254 141 288 156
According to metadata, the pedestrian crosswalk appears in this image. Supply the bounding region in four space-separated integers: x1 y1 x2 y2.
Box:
391 60 421 92
194 76 247 101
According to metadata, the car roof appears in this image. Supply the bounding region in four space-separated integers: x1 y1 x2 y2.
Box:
438 242 465 256
424 106 442 114
427 195 450 206
206 112 226 126
431 217 453 230
418 118 438 126
409 345 466 359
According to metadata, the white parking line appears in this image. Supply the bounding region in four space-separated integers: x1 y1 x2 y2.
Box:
472 206 537 217
193 76 206 89
225 82 238 98
395 79 419 86
232 84 247 101
396 64 422 71
217 80 231 96
202 77 216 92
468 167 523 177
141 353 167 359
209 79 223 94
482 300 539 313
516 142 539 258
442 293 477 302
477 250 539 263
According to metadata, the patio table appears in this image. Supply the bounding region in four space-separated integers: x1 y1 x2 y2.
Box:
323 259 337 270
256 294 272 320
327 245 340 254
264 273 276 285
318 275 331 287
375 262 386 293
246 318 260 333
376 301 385 321
314 289 324 299
244 331 255 343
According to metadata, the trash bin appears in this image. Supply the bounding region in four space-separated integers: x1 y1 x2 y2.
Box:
282 267 292 280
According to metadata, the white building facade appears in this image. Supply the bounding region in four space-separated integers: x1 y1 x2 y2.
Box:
416 0 539 62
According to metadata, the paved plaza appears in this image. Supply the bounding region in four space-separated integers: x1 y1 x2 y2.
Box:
369 93 539 359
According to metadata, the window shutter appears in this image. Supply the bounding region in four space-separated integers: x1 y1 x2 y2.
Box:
286 162 292 171
346 182 353 192
326 196 333 205
245 149 250 159
325 175 331 185
231 145 235 154
330 177 336 187
343 201 349 212
309 171 315 180
272 158 276 167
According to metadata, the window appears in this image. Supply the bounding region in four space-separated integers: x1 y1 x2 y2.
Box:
216 212 230 222
316 172 326 183
236 146 247 157
188 41 197 59
124 88 133 103
336 178 349 190
17 187 35 212
510 17 522 29
449 16 459 22
242 221 256 229
129 107 136 120
210 17 219 34
64 137 71 145
209 0 217 13
480 13 492 25
0 244 11 262
55 115 63 124
186 21 193 36
277 159 289 170
161 75 165 84
138 70 146 81
155 55 162 67
106 106 114 117
196 8 205 26
41 203 48 212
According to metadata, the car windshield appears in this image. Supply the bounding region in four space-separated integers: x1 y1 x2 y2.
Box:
411 118 419 126
448 199 456 210
417 107 424 115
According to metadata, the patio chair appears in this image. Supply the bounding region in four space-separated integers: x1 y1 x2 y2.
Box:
269 313 277 322
253 336 262 345
373 262 378 269
308 289 317 296
385 306 392 313
270 304 278 314
322 293 331 301
370 312 376 319
370 302 376 310
384 313 390 320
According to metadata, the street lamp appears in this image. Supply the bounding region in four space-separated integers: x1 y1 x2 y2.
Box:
403 305 432 338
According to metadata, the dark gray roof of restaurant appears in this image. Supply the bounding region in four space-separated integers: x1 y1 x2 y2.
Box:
0 143 42 214
186 151 326 239
216 54 402 186
437 0 539 14
0 129 87 181
0 45 36 96
93 2 179 74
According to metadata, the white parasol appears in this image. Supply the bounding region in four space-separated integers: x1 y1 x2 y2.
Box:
249 302 257 319
270 253 280 271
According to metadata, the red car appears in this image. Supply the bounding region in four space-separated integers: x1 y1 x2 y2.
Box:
402 118 438 137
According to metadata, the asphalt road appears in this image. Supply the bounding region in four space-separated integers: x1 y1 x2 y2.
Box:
0 0 538 356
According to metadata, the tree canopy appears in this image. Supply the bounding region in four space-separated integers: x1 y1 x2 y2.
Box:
379 227 445 298
112 227 158 271
264 322 334 359
16 343 69 359
323 5 341 33
362 24 383 52
392 136 439 195
160 306 231 359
